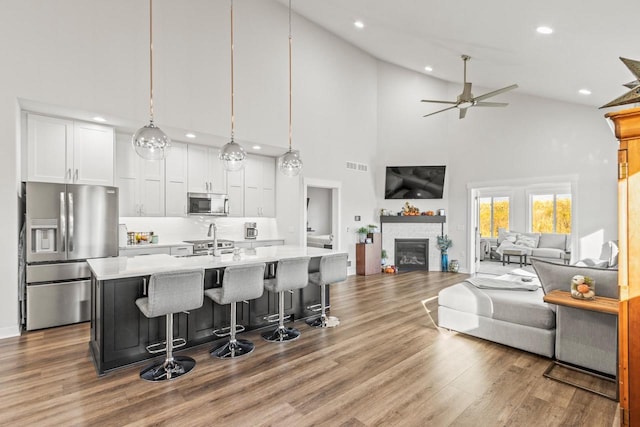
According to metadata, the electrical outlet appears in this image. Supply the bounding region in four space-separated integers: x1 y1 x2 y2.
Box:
347 260 352 267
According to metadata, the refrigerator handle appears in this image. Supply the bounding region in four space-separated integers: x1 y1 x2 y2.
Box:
60 192 66 252
68 192 74 252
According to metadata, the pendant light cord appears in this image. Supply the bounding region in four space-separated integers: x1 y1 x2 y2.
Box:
149 0 155 124
288 0 292 152
230 0 235 140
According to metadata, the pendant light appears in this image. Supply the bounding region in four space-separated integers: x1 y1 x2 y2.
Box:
278 0 303 177
219 0 246 172
132 0 171 161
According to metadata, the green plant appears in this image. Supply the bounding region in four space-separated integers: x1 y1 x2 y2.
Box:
437 234 453 252
357 226 369 234
381 249 388 259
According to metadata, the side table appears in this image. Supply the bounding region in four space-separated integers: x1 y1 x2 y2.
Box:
542 290 619 400
502 248 528 267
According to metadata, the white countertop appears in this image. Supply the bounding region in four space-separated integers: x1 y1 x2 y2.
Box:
119 241 193 250
88 245 344 280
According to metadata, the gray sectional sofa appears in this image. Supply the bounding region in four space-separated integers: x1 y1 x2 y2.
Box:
494 229 570 263
438 260 618 375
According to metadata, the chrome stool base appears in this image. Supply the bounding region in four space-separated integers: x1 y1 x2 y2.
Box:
261 326 301 342
211 338 255 359
140 356 196 382
306 315 340 328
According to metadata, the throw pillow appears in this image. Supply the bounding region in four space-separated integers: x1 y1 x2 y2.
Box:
503 231 519 243
574 258 609 269
515 234 538 248
608 241 619 268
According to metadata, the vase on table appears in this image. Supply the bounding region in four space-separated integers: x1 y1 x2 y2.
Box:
441 252 449 272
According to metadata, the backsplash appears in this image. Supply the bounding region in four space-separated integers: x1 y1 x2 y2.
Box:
119 217 280 244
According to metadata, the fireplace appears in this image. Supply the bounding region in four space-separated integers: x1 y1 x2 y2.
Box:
395 239 429 272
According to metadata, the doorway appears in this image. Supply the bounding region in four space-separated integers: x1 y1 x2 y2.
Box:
303 179 341 251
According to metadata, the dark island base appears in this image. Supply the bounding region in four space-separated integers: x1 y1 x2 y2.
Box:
90 261 327 375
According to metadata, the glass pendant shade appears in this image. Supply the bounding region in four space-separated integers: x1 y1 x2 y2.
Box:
131 121 171 160
219 139 246 171
278 149 303 177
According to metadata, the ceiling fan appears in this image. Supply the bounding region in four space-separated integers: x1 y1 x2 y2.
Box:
421 55 518 119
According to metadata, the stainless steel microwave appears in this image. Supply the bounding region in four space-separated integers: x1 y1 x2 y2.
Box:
187 193 229 216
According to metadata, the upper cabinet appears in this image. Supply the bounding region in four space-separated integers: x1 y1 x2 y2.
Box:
115 135 165 217
165 142 188 216
187 145 226 194
27 113 114 186
244 155 275 217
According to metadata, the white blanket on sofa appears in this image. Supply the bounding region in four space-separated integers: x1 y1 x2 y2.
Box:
465 277 539 291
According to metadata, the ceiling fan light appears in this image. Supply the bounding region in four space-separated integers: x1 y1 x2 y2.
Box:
131 121 171 160
278 149 303 177
219 140 246 171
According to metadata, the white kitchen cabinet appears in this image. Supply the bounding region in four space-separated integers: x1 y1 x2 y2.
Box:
169 245 193 256
27 113 114 185
187 144 226 194
244 155 275 217
119 246 171 257
116 135 165 217
165 141 188 216
226 169 244 217
234 239 284 249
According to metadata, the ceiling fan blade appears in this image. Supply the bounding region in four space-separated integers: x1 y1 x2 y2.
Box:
459 108 467 119
420 99 458 105
475 101 508 107
461 82 472 100
423 106 457 117
474 84 519 102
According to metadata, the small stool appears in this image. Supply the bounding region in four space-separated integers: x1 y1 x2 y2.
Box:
261 256 311 342
136 269 205 382
205 263 266 359
306 253 348 328
502 248 529 267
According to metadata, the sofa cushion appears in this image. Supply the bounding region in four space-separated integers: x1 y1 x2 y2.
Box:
438 282 555 330
537 233 567 251
515 234 539 248
530 248 565 259
532 258 618 298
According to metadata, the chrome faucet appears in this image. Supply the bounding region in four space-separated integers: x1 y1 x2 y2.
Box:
207 222 220 256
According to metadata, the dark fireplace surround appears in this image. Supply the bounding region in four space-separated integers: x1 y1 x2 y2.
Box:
395 238 429 272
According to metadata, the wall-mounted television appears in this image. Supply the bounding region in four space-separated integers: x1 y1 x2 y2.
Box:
384 166 446 199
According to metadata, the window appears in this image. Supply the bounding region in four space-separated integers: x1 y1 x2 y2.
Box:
531 193 571 234
479 196 509 238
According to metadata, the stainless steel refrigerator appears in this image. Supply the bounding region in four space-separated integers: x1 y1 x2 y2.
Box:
24 182 118 330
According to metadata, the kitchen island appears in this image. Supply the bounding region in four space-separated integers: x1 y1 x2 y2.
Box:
88 246 345 375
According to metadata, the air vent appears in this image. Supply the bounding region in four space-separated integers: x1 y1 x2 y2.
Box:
346 161 368 172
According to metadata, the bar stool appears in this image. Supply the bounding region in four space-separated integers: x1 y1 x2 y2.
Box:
136 268 205 382
306 253 348 328
205 263 266 359
261 256 311 342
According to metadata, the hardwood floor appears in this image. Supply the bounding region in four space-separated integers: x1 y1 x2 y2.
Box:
0 272 617 426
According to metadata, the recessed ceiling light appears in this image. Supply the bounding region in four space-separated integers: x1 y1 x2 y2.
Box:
252 145 261 150
93 116 106 122
536 26 553 35
579 89 592 95
354 20 365 29
424 66 433 72
185 133 196 138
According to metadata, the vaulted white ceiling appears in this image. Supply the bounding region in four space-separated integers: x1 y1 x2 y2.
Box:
278 0 640 109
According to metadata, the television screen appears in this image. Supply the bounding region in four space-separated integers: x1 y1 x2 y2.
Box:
384 166 446 199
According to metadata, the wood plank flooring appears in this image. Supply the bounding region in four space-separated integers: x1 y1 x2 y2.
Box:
0 272 617 426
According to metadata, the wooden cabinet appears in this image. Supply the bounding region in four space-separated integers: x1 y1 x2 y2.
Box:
187 144 226 194
244 155 276 217
165 141 188 216
356 233 381 275
226 169 244 217
116 134 165 217
605 107 640 426
27 113 114 185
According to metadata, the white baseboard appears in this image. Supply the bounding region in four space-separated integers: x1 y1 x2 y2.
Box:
0 324 21 340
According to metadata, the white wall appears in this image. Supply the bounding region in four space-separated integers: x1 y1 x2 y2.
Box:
307 187 332 234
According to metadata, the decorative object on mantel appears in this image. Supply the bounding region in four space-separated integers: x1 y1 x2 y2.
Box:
570 275 595 300
600 57 640 109
402 201 420 216
278 0 303 177
131 0 171 161
437 234 452 272
219 0 247 172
